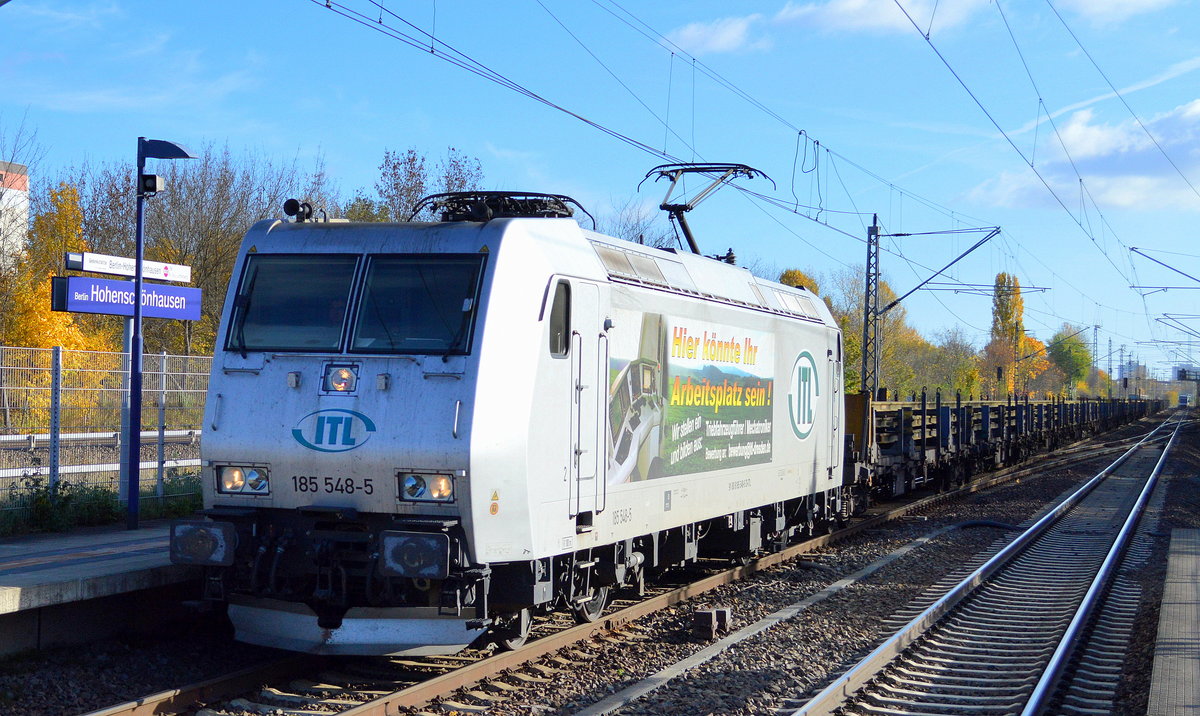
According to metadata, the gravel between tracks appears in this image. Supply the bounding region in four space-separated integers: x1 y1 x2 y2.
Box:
484 419 1200 716
2 419 1193 716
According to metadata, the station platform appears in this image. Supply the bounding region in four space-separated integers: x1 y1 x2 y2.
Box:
1147 528 1200 716
0 521 199 656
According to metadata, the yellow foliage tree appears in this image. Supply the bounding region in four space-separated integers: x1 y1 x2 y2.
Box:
3 275 100 349
1 183 110 351
778 268 820 295
1014 335 1050 395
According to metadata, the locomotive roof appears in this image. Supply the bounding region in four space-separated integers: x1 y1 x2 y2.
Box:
583 229 835 328
246 215 836 329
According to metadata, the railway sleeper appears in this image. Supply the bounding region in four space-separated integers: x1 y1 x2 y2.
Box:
891 664 1038 686
871 684 1028 704
883 673 1034 693
860 692 1023 712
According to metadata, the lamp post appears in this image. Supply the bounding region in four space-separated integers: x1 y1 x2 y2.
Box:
127 137 194 530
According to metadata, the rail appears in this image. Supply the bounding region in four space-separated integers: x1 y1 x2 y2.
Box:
1022 420 1180 715
790 415 1179 715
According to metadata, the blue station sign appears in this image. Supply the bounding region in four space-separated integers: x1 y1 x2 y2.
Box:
51 276 202 321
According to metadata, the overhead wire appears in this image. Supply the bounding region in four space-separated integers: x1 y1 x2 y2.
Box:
349 0 1027 310
891 0 1136 287
1043 0 1200 204
904 0 1177 363
532 0 698 159
315 0 1174 363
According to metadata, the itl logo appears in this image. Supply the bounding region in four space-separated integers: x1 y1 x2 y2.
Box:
292 409 377 453
787 351 821 439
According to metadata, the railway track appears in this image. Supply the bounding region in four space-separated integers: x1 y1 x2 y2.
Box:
78 422 1164 716
789 416 1180 716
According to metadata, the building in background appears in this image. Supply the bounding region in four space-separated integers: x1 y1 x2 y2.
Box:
0 160 29 271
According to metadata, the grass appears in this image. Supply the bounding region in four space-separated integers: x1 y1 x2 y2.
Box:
0 473 202 537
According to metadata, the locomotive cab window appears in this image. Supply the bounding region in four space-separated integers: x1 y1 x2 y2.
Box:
225 254 358 353
548 281 570 357
350 254 485 355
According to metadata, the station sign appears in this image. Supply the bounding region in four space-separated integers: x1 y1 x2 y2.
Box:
65 251 192 283
51 276 202 321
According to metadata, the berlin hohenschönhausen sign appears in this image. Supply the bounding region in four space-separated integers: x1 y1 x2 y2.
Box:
51 276 202 321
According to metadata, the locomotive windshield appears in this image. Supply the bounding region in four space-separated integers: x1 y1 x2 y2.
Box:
225 252 486 355
226 254 358 353
350 254 485 355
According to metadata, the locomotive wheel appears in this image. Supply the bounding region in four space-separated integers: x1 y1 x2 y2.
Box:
571 586 610 623
495 608 532 650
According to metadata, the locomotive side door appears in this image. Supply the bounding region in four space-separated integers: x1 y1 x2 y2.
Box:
829 332 843 478
569 280 604 527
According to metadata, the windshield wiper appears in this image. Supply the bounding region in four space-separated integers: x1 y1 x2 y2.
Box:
231 269 257 358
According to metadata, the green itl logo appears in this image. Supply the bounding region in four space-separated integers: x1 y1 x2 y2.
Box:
788 351 820 439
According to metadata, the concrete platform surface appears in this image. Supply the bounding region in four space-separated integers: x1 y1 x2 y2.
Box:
0 521 197 615
1148 528 1200 716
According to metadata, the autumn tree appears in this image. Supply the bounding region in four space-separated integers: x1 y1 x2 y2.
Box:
1014 335 1051 396
778 268 820 295
0 183 105 350
1048 325 1092 395
979 272 1029 395
344 190 390 222
910 327 981 398
991 273 1024 350
1028 362 1068 396
824 267 935 397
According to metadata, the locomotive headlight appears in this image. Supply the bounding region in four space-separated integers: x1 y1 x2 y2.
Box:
323 364 358 392
398 472 455 502
428 475 453 500
220 467 245 492
217 465 270 495
243 469 269 494
402 474 427 499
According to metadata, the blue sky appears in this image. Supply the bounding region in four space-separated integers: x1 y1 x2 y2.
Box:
3 0 1199 377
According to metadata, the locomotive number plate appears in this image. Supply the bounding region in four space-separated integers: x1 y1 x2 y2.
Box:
291 475 375 495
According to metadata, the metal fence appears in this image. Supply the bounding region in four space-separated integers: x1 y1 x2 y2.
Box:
0 345 210 516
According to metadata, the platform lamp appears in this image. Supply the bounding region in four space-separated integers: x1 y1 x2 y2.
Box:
126 137 194 530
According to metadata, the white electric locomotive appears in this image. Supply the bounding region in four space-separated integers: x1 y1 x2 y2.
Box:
170 191 846 655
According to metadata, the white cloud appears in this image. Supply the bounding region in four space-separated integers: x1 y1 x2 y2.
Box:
1054 0 1179 24
1011 56 1200 137
1056 109 1147 160
666 15 771 56
8 1 121 30
24 68 259 115
774 0 987 34
484 142 540 163
973 170 1200 211
970 100 1200 212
